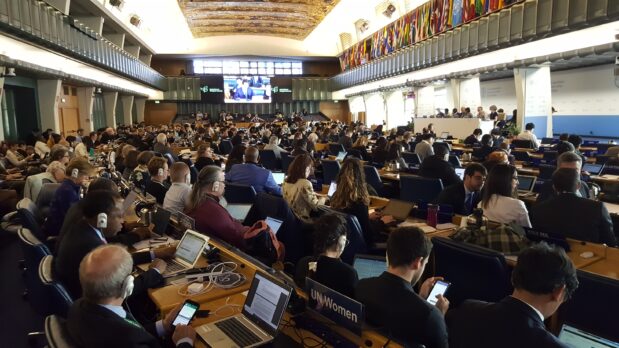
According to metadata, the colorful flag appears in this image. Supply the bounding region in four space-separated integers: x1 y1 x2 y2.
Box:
452 0 463 26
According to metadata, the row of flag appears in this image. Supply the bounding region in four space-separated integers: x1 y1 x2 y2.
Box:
339 0 522 70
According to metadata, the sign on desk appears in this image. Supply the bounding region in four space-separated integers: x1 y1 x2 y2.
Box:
306 278 364 335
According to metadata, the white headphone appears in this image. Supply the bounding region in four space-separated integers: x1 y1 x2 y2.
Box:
158 167 164 177
71 168 79 178
97 212 108 228
337 235 347 253
120 274 135 300
185 172 191 185
212 181 220 191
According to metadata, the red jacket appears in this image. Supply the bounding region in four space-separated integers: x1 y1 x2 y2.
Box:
187 195 248 249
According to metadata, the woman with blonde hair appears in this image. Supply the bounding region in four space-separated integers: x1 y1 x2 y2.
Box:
350 135 370 161
283 154 325 220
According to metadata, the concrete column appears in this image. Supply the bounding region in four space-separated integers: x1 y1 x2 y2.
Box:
415 86 435 117
77 87 95 132
125 46 140 59
139 53 152 66
46 0 70 15
514 66 553 137
120 95 134 126
36 79 62 132
105 34 125 49
0 67 5 141
458 77 482 111
75 17 104 36
449 79 461 109
103 92 118 127
134 97 146 124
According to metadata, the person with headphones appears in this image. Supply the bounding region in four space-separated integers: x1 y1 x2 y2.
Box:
55 190 168 300
164 162 192 213
44 157 95 237
67 244 196 347
294 214 358 298
145 157 170 205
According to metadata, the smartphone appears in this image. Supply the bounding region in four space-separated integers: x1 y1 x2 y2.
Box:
172 300 200 326
426 280 450 305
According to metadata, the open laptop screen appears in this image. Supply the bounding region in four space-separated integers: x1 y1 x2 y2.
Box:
272 172 285 185
226 204 252 221
353 255 387 280
517 175 536 192
455 168 465 180
381 199 415 221
583 163 604 175
559 324 619 348
122 190 138 213
265 216 283 234
175 231 208 265
243 273 291 334
336 151 347 161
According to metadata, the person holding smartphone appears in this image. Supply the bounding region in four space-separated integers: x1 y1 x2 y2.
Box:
355 227 450 348
67 244 197 348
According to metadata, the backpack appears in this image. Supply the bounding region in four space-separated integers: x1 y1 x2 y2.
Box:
243 220 285 266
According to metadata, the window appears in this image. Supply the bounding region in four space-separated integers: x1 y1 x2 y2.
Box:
193 59 302 75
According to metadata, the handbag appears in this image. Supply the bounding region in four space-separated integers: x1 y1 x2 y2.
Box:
450 220 530 255
243 220 285 266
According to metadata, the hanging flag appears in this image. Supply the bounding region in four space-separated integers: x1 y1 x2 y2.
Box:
452 0 463 26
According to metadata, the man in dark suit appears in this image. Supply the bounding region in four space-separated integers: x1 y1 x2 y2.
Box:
446 243 579 348
54 190 174 299
338 129 353 150
436 163 487 215
355 227 449 348
472 134 496 161
537 152 591 203
463 128 482 146
530 168 616 246
419 144 462 188
234 80 254 101
68 244 196 348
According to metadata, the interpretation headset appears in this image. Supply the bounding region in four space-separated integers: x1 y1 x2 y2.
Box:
120 274 135 300
337 235 347 253
71 168 79 178
97 212 108 229
158 167 164 177
212 181 220 191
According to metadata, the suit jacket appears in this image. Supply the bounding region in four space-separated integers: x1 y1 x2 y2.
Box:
536 180 590 204
472 145 497 161
23 171 56 202
436 183 481 215
355 272 448 348
338 135 353 150
234 86 254 100
419 155 462 188
530 193 616 246
44 179 81 237
54 219 163 299
227 163 282 195
446 296 567 348
414 141 435 162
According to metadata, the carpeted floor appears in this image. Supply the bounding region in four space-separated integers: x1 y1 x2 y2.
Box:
0 231 45 348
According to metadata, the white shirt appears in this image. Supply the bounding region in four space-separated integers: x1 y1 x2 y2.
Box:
478 194 532 228
163 182 192 213
517 130 540 148
35 141 51 158
74 142 88 158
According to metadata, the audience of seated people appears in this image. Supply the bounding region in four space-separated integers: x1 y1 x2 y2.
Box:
419 144 462 188
478 163 532 228
282 154 326 221
226 146 282 195
436 163 487 215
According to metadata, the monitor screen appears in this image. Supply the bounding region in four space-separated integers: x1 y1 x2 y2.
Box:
243 273 291 332
518 176 536 191
583 163 604 175
559 324 619 348
455 168 465 180
353 255 387 280
223 76 271 103
272 172 285 185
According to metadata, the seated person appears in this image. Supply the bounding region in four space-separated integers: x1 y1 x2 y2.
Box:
338 130 353 150
490 128 505 147
23 160 65 202
145 157 169 205
164 162 192 213
55 190 172 299
227 146 282 195
446 243 579 348
187 166 249 249
224 144 246 173
44 158 95 237
282 154 325 221
295 214 358 298
372 137 389 164
67 245 195 348
530 168 616 246
356 227 449 348
478 164 532 228
436 163 487 215
5 141 34 167
153 133 177 161
262 135 288 159
349 136 370 161
130 151 155 190
537 152 591 203
194 144 220 172
414 133 435 161
464 128 483 146
472 134 496 161
517 122 540 149
419 145 462 188
291 138 309 157
483 150 510 173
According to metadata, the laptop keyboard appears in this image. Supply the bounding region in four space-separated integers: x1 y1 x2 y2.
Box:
165 260 185 273
215 317 262 347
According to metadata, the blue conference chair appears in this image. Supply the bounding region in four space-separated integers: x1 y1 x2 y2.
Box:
538 164 556 180
18 228 51 308
259 150 279 171
317 206 367 265
224 183 257 204
321 160 341 186
543 151 558 161
219 140 233 155
512 151 531 162
400 175 443 203
44 315 78 348
39 255 74 318
17 198 44 241
431 237 512 307
364 165 385 197
36 183 61 219
511 139 535 149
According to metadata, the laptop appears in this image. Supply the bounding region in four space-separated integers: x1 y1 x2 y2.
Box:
140 229 209 277
440 132 449 139
227 204 253 221
517 175 537 195
583 163 605 176
558 324 619 347
381 199 415 222
272 172 285 185
176 211 196 232
122 190 139 213
449 155 462 168
455 168 465 180
353 254 387 280
265 216 283 235
196 272 293 348
335 151 347 161
327 181 337 198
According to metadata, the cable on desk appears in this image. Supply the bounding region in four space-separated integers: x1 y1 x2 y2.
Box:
212 296 242 317
176 262 244 297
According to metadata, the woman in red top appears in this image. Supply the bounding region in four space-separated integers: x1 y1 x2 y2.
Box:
186 165 248 249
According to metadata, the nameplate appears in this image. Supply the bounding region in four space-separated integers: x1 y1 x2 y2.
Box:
305 278 364 335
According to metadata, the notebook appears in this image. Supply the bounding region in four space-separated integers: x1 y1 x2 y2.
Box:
196 272 292 347
353 254 387 280
558 324 619 348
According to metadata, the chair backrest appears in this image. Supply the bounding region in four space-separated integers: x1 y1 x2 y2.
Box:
224 183 257 204
402 152 421 165
317 206 367 264
432 142 451 154
281 154 295 174
543 151 558 161
18 228 51 312
328 143 345 156
560 270 619 342
39 255 74 317
36 183 61 216
431 237 512 307
512 151 531 161
17 201 44 241
321 160 341 186
45 315 78 348
399 175 444 203
17 197 39 217
219 140 233 155
448 155 462 168
258 150 279 171
363 165 384 197
538 164 556 180
512 139 535 149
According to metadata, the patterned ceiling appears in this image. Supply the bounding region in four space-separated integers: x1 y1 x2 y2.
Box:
178 0 341 40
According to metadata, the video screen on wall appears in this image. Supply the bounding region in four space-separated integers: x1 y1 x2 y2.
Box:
223 76 272 103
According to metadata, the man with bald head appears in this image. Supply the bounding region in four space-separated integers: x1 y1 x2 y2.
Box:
67 245 196 348
226 146 282 195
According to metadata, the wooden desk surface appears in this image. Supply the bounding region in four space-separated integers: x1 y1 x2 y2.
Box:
378 169 400 181
580 246 619 280
605 202 619 215
590 174 619 184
